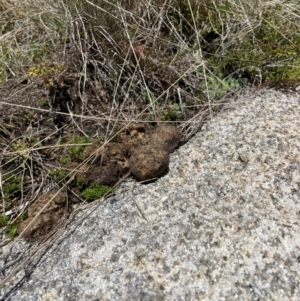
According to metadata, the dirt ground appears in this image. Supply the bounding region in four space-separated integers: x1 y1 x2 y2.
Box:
0 75 185 242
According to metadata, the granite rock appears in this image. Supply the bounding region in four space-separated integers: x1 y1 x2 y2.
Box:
1 89 300 300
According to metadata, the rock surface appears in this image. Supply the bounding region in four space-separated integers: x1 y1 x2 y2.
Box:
1 89 300 300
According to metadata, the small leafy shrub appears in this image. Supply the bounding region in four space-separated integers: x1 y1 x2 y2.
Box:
82 184 115 202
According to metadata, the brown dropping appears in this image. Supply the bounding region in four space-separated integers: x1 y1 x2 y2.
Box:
129 147 169 181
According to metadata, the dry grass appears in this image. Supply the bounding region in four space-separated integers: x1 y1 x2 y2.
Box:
0 0 300 286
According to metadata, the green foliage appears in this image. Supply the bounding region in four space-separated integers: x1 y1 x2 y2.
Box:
20 211 28 220
74 176 84 190
50 168 68 182
68 135 93 162
39 98 48 107
142 90 156 106
82 183 115 202
3 173 22 200
28 62 63 86
28 41 51 62
59 154 69 165
161 109 178 122
0 215 19 240
8 223 18 238
0 214 9 227
161 102 186 121
196 68 248 101
19 109 34 126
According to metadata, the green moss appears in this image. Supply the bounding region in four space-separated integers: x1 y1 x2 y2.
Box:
3 173 22 200
59 154 69 165
0 214 9 227
8 222 18 239
50 168 68 182
73 176 85 190
68 135 93 162
82 183 115 202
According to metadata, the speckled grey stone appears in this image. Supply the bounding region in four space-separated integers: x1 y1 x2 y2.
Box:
1 89 300 300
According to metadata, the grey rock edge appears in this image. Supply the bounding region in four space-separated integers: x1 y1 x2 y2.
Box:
1 88 300 300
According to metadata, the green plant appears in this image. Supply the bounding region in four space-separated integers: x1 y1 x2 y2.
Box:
28 62 63 86
161 109 178 122
196 68 248 101
3 173 22 200
20 211 28 220
161 102 186 121
82 183 115 202
50 168 68 182
0 215 19 240
59 154 69 165
74 176 85 190
0 214 9 227
68 135 93 162
19 109 35 126
8 222 18 239
39 98 48 107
